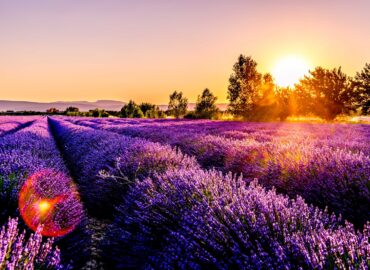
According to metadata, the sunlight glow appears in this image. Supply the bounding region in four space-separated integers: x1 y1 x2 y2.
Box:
37 200 52 215
272 56 310 87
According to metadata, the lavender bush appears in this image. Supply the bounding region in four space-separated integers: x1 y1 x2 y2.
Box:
0 119 69 223
48 118 198 218
0 116 36 137
71 118 370 226
0 118 89 268
105 168 370 269
1 116 369 268
0 217 61 269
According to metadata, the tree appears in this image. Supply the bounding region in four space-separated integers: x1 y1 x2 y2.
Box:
295 67 355 120
120 100 144 118
90 109 110 117
46 108 59 114
353 63 370 115
90 108 101 117
139 103 156 116
168 91 188 118
139 103 164 118
253 73 277 121
195 88 219 119
275 87 294 121
65 106 79 113
227 55 262 119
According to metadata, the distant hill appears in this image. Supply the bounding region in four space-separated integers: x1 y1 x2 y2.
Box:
0 100 126 112
0 100 228 112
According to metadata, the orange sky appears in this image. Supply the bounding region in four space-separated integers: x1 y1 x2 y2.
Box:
0 0 369 104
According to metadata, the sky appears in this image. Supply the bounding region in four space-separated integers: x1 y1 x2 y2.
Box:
0 0 369 104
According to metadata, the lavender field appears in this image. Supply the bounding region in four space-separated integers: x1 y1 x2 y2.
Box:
0 116 369 269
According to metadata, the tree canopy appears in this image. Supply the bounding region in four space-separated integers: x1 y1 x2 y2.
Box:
195 88 219 119
227 55 262 119
168 91 188 118
120 100 144 118
353 63 370 115
295 67 355 120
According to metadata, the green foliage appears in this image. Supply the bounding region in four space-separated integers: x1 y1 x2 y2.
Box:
227 55 262 119
295 67 355 120
353 63 370 115
0 173 23 223
139 103 165 118
120 100 144 118
195 88 219 119
46 108 59 114
168 91 188 118
65 106 79 113
90 108 110 118
184 111 197 119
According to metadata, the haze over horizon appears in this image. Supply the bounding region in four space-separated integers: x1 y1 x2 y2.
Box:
0 0 369 104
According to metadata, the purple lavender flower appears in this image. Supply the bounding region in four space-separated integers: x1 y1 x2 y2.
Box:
68 118 370 226
0 217 61 269
104 168 370 269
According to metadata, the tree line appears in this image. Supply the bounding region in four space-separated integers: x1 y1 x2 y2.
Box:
118 88 220 119
227 55 369 120
121 55 369 120
4 54 368 120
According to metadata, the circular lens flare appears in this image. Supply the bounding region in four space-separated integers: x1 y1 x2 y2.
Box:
19 169 83 237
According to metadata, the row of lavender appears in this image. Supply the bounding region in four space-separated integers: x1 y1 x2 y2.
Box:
0 116 37 137
68 118 370 155
49 117 369 269
0 117 86 269
68 117 370 227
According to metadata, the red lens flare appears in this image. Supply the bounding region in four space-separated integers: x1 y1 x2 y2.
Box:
19 169 83 237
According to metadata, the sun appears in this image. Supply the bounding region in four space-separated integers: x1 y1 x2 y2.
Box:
272 56 310 87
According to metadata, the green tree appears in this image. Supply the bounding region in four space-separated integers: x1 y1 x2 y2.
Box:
64 106 80 116
168 91 188 118
353 63 370 115
295 67 355 120
139 102 164 118
46 108 59 114
120 100 144 118
90 108 100 117
195 88 219 119
227 55 262 119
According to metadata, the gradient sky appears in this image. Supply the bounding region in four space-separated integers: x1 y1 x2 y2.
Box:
0 0 369 104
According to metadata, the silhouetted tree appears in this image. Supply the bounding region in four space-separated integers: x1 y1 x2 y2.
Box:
253 73 277 121
275 87 294 121
89 108 109 117
195 88 219 119
65 106 79 113
295 67 355 120
120 100 144 118
168 91 188 118
227 55 262 119
139 103 155 116
353 63 370 115
46 108 59 114
139 103 164 118
91 108 100 117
